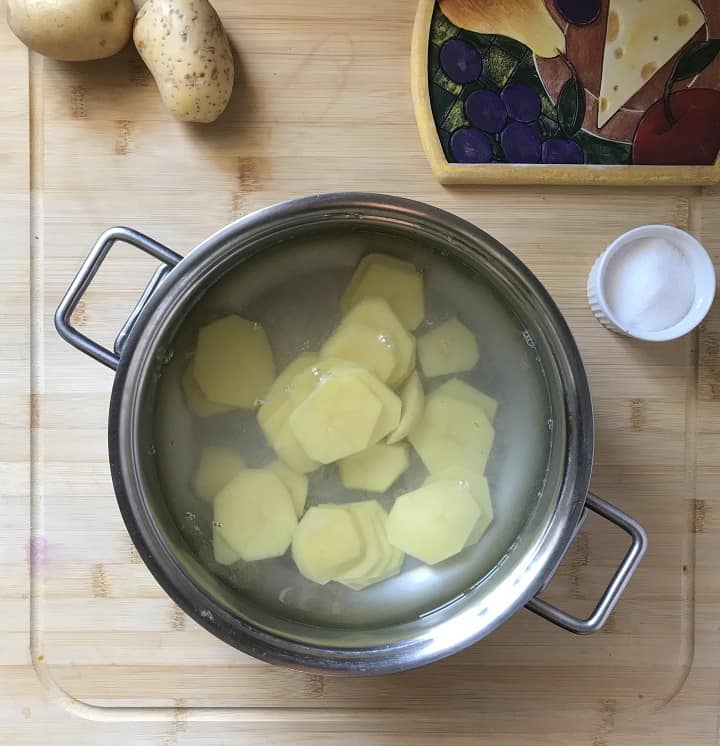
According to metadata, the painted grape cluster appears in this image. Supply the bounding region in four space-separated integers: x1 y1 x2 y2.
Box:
440 38 584 165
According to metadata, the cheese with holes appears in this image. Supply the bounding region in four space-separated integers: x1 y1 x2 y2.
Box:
597 0 705 128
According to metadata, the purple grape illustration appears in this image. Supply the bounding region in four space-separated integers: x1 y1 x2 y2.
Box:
465 90 507 134
555 0 600 26
501 83 542 123
500 122 542 163
450 127 494 163
541 137 585 164
439 39 483 84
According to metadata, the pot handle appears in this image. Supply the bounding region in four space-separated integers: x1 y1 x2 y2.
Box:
55 227 183 370
525 493 647 634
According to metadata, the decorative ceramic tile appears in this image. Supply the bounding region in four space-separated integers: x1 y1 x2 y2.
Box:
412 0 720 184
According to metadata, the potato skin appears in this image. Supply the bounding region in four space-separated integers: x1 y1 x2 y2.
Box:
133 0 234 123
7 0 135 61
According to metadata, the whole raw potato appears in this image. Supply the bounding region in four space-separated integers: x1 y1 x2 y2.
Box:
7 0 135 61
133 0 234 123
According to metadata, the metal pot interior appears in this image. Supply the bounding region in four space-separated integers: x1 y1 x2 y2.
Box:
112 197 589 666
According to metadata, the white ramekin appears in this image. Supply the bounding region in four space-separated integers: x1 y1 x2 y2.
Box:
587 225 716 342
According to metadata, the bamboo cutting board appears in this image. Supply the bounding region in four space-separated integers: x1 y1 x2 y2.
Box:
1 1 720 743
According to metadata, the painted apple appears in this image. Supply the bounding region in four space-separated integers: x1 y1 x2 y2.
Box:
633 88 720 166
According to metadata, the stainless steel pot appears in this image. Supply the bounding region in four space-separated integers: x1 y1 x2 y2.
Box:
55 193 647 675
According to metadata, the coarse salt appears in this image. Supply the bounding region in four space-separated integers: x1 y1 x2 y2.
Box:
603 237 695 333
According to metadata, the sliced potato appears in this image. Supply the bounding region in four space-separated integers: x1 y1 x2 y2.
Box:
264 418 320 473
271 352 321 395
193 446 246 502
380 544 405 578
409 391 495 475
268 460 308 518
348 366 402 442
280 359 401 445
282 356 356 410
292 505 365 584
434 377 498 423
339 443 409 493
259 360 351 473
259 395 294 437
386 371 424 444
335 501 384 582
214 469 297 561
425 467 493 546
340 258 372 311
213 525 241 565
363 506 396 577
289 373 383 463
386 480 480 564
321 321 398 384
342 503 404 589
257 352 319 426
194 315 276 408
417 318 479 377
341 253 425 331
319 500 403 590
181 364 233 417
344 298 416 388
345 545 404 590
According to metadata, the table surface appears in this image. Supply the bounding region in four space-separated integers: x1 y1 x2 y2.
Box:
1 1 719 743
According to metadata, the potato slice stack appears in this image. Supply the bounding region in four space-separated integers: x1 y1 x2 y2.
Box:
181 253 499 589
292 501 403 589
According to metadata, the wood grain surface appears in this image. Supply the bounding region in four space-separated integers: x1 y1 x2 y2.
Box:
1 1 719 743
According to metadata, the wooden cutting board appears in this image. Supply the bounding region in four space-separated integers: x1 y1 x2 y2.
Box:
1 1 719 743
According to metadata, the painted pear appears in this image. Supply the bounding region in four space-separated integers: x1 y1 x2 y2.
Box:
439 0 565 59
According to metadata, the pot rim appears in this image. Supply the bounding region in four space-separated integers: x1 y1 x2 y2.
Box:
108 192 593 674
